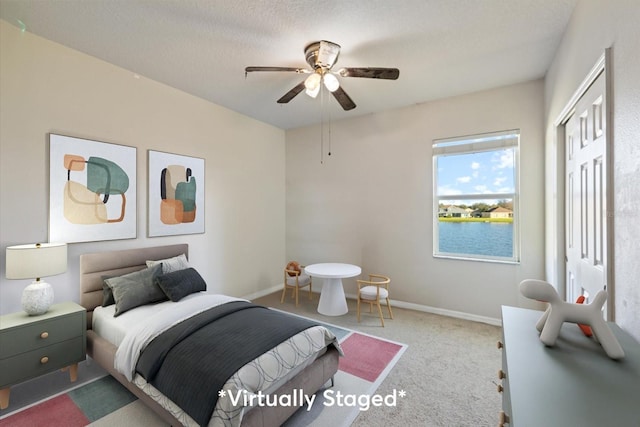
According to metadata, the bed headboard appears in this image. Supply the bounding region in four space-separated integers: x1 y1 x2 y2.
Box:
79 244 188 329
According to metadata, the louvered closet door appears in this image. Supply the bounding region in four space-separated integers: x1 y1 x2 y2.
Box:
565 70 608 319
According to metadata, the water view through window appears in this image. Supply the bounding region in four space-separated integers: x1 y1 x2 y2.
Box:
439 221 513 258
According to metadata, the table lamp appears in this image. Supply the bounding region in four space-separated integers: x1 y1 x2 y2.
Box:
5 243 67 315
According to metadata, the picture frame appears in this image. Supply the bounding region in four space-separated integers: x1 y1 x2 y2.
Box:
49 134 137 243
147 150 205 237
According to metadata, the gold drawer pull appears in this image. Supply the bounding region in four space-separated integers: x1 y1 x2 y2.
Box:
497 384 504 393
498 369 506 379
497 340 503 349
40 332 49 339
499 410 510 425
40 356 49 364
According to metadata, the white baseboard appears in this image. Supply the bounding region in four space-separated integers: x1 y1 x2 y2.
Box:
385 298 502 326
242 284 283 301
244 285 502 327
342 292 501 326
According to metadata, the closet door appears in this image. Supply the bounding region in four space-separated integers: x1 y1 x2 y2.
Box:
565 70 609 318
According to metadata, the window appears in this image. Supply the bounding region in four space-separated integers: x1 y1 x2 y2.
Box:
433 130 520 262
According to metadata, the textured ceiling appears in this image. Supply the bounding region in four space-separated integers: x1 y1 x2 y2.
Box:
0 0 577 130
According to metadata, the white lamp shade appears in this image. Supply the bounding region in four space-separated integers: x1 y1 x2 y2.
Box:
6 243 67 280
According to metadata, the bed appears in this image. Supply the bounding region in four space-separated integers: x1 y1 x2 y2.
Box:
79 244 340 427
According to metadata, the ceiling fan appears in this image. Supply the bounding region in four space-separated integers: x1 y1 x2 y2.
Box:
245 40 400 111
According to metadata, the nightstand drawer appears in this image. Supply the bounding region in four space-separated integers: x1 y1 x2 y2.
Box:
0 311 84 359
0 336 85 387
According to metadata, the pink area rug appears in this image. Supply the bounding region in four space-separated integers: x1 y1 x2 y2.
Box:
284 327 407 427
0 394 89 427
339 332 405 382
0 323 406 427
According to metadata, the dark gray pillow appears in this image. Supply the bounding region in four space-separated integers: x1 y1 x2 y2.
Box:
104 264 165 316
156 267 207 302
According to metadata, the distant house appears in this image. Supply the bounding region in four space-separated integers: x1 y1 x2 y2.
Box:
482 206 513 219
439 205 471 218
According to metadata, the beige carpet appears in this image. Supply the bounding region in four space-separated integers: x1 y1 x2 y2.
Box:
254 291 503 427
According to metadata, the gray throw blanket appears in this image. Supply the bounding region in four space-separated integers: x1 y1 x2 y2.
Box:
136 301 321 426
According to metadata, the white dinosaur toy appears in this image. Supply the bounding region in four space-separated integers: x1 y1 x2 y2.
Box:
519 279 624 360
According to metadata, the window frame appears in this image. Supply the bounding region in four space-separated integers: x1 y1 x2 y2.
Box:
432 130 521 263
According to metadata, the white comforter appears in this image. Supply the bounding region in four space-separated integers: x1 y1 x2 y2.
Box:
111 293 340 427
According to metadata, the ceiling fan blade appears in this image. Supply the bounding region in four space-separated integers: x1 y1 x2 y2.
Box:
338 67 400 80
277 81 306 104
245 66 310 74
331 86 356 111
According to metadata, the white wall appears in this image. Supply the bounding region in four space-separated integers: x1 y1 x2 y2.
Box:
544 0 640 339
0 21 286 314
286 80 546 321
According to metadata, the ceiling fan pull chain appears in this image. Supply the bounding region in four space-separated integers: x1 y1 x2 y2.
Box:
320 123 324 165
320 85 332 161
320 85 325 164
327 89 332 157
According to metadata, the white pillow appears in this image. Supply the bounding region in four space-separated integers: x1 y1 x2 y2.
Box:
146 253 189 274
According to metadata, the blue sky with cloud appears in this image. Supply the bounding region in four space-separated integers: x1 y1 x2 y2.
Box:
436 149 515 197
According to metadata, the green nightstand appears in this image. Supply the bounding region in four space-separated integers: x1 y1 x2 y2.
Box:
0 301 86 409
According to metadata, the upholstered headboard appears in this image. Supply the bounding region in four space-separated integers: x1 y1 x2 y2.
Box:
79 244 188 329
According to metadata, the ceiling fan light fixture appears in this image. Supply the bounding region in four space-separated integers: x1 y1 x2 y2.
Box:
304 73 321 91
246 40 399 111
304 72 322 98
323 73 340 92
305 85 320 98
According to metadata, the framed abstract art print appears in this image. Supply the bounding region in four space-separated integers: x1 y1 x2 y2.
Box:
147 150 205 237
49 134 137 243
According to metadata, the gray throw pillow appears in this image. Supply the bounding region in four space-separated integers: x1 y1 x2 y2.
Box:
156 267 207 302
105 263 165 316
102 279 115 307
